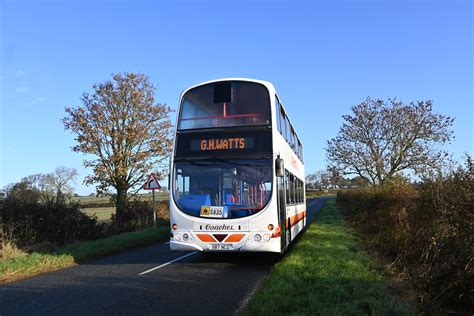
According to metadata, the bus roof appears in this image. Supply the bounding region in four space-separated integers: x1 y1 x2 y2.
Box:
179 78 276 100
177 78 302 146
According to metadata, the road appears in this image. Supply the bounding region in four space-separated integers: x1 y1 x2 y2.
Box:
0 197 330 316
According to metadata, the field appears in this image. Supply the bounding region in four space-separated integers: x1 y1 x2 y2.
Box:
75 192 169 221
73 192 169 204
82 207 116 221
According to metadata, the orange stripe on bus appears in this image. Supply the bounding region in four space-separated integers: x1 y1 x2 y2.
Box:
271 225 281 238
224 233 246 243
289 210 306 228
196 234 216 242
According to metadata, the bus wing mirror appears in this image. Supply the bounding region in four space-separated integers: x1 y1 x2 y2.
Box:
275 158 285 177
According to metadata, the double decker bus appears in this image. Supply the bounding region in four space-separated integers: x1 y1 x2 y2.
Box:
169 78 305 253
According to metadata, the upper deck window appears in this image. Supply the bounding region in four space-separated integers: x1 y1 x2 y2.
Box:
275 96 282 133
280 106 287 141
178 81 271 130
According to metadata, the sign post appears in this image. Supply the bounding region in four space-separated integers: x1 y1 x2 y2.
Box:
152 190 156 227
143 173 161 227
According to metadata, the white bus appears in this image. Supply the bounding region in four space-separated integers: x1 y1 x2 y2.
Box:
169 78 305 253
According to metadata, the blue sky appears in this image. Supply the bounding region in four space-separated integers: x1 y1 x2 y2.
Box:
1 0 472 195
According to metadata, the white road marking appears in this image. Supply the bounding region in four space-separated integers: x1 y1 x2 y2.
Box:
138 252 198 275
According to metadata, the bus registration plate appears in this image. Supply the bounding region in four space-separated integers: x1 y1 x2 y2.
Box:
208 243 233 251
200 206 225 218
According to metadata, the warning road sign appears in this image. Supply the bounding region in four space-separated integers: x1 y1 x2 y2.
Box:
143 173 161 190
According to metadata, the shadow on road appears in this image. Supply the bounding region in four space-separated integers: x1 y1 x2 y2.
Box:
200 252 281 265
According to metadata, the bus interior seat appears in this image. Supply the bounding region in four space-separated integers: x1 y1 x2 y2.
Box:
177 194 211 215
225 193 236 205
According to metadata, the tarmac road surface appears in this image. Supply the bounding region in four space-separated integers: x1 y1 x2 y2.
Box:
0 197 330 315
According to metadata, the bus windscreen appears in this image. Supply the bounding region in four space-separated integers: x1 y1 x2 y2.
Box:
178 81 271 130
173 159 272 219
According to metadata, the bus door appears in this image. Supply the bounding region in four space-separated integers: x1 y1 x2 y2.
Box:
277 176 288 251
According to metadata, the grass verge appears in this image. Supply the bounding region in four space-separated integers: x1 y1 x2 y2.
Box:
0 226 168 284
305 190 337 199
245 198 414 315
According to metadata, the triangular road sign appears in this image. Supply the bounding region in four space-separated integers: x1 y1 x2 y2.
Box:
143 173 161 190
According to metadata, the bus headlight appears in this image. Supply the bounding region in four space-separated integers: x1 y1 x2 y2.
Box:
174 233 181 241
182 233 189 241
263 233 271 241
254 234 262 242
172 223 178 230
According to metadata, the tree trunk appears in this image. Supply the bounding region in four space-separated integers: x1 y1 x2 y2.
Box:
56 190 65 205
116 187 128 218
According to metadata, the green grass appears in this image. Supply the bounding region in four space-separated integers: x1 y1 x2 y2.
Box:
245 198 414 315
82 206 116 221
305 190 337 199
0 226 168 284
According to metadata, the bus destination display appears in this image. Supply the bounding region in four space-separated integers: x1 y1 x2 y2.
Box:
192 137 254 151
175 130 271 158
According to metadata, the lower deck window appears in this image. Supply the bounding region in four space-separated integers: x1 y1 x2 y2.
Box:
173 159 272 219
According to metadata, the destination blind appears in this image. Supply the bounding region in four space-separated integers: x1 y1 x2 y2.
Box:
175 130 272 158
192 137 253 151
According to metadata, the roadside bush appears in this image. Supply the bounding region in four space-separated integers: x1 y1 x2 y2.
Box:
1 198 104 248
413 160 474 311
0 181 170 256
337 157 474 313
79 201 115 208
337 182 418 257
110 200 169 233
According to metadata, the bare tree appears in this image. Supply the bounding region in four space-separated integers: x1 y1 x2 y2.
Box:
326 98 454 186
21 173 54 202
17 169 77 203
306 170 330 189
328 166 345 188
349 176 369 188
21 173 50 192
46 167 78 201
62 73 173 216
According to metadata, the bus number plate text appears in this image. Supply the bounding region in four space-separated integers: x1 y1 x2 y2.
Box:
200 206 225 218
208 243 233 251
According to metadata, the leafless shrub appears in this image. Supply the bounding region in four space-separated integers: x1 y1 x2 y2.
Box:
337 156 473 312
